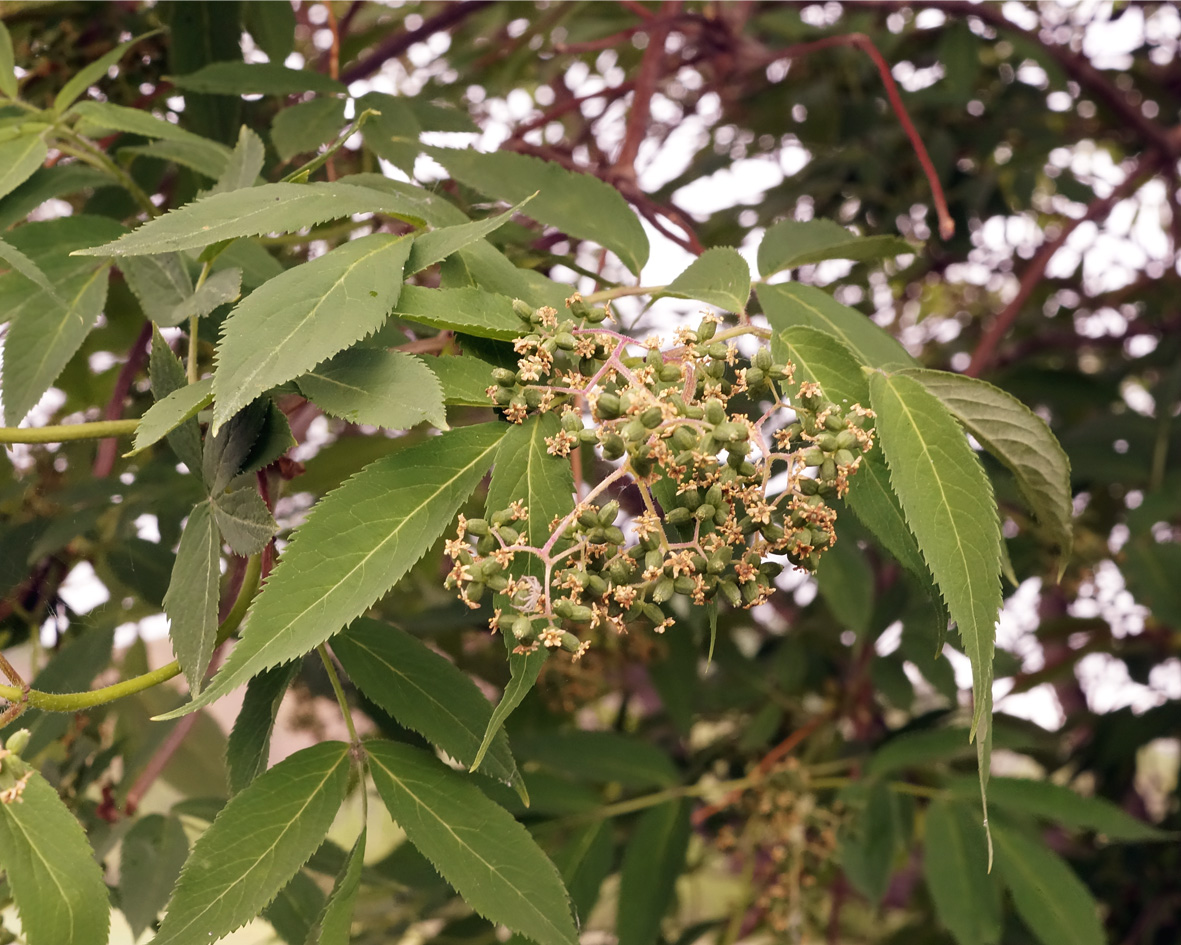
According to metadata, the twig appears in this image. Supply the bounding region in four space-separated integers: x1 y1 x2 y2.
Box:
340 1 494 83
615 1 681 181
966 152 1162 377
93 322 152 478
0 419 139 444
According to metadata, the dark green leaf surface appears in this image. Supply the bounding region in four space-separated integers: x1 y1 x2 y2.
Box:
394 285 522 340
212 233 412 432
121 253 195 324
271 96 346 162
71 100 214 145
427 145 649 275
120 814 191 940
130 376 213 456
661 247 751 313
840 781 901 903
53 31 157 113
333 617 523 794
241 0 296 63
225 662 301 794
428 353 499 406
296 348 447 431
169 61 346 96
203 398 270 494
923 799 1001 945
511 730 679 788
900 368 1073 566
0 133 47 203
154 742 352 945
758 218 913 276
159 423 506 719
0 768 110 945
77 181 423 257
616 800 692 945
120 138 232 181
304 830 366 945
993 821 1104 945
366 740 577 945
211 487 277 556
759 282 914 370
162 500 221 694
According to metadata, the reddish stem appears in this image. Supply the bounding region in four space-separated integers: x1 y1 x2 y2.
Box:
93 322 152 478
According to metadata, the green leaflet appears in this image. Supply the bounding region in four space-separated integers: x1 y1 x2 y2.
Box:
0 22 16 98
52 30 158 114
212 233 413 433
947 775 1171 841
162 500 221 694
169 61 347 96
428 353 500 406
0 234 59 299
366 740 578 945
119 814 191 941
473 414 575 770
511 731 679 789
923 799 1001 945
660 246 751 313
304 830 365 945
899 368 1074 569
241 1 296 63
296 348 447 431
865 725 1033 778
869 370 1000 848
263 870 324 945
426 145 649 275
405 195 535 274
0 133 47 203
394 285 522 340
616 800 692 945
2 261 109 425
120 137 233 181
0 767 111 945
129 376 214 456
1124 538 1181 629
758 218 913 276
331 617 525 797
0 164 111 230
271 96 347 162
210 126 266 195
70 100 216 148
225 662 301 794
157 423 506 720
840 781 906 903
816 532 874 635
203 398 272 493
154 742 352 945
210 487 277 556
77 181 426 257
445 241 571 310
993 821 1105 945
758 281 914 370
552 819 614 922
165 267 241 326
121 253 195 324
357 93 422 176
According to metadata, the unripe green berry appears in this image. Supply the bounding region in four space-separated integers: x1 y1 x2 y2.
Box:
492 368 517 386
512 615 535 640
798 477 819 496
596 392 621 419
802 448 826 467
659 364 683 383
496 525 520 544
705 484 724 507
493 387 515 406
708 341 729 360
476 534 496 555
705 399 726 425
641 406 663 429
745 367 765 389
579 428 599 444
562 412 583 433
652 576 676 603
465 518 489 536
673 576 696 595
720 580 742 607
599 500 620 524
817 432 840 452
512 298 534 321
824 413 846 433
821 458 836 480
604 525 626 545
5 729 30 755
666 506 691 525
602 433 625 460
697 319 718 341
467 581 486 602
834 448 856 467
555 332 576 350
586 574 608 596
524 387 543 408
643 603 666 625
705 359 727 379
695 503 716 522
754 347 773 371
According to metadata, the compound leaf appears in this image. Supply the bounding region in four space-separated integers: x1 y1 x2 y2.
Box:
212 233 412 432
366 740 577 945
153 742 352 945
158 423 506 719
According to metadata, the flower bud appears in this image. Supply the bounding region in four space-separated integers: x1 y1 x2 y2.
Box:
641 406 663 429
697 319 718 341
705 399 726 425
653 576 676 603
754 347 772 371
512 298 534 321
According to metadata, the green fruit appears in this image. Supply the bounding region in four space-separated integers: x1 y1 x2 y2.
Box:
660 364 683 382
512 298 534 321
802 448 826 467
754 347 772 371
604 525 626 545
666 506 691 525
602 433 626 460
745 367 765 388
652 576 676 603
697 319 717 341
599 500 620 524
824 413 846 433
467 581 486 602
493 387 515 406
695 503 716 522
708 341 729 360
673 576 696 595
720 580 742 607
465 518 489 536
817 432 840 452
512 615 535 640
705 399 726 425
834 448 856 467
641 406 663 428
596 392 621 419
821 458 836 480
836 429 858 450
555 331 576 350
492 368 517 386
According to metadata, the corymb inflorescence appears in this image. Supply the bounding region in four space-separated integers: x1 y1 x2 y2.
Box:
445 295 876 658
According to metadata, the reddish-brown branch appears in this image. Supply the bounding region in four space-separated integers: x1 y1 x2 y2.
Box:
619 0 656 19
966 152 1162 377
511 81 635 139
325 3 341 81
615 1 681 181
93 321 152 478
761 33 954 240
340 1 494 84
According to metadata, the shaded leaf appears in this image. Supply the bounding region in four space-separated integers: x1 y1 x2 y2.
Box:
816 532 874 634
210 126 266 195
0 767 110 945
71 100 213 144
263 870 325 945
121 137 232 181
158 423 506 719
332 617 524 796
366 740 577 945
296 348 447 431
211 487 277 556
661 246 751 312
121 253 195 324
428 353 499 406
759 282 914 370
162 500 221 693
271 96 346 163
120 814 190 941
758 218 913 276
242 0 296 63
212 233 412 432
840 781 901 903
395 285 522 340
552 820 614 922
1124 539 1181 629
170 61 346 96
164 267 241 327
154 742 352 945
203 398 271 493
900 368 1073 567
993 821 1104 945
226 661 301 794
304 830 365 945
923 799 1001 945
617 801 691 945
53 31 158 114
0 234 59 300
0 22 16 99
130 376 213 457
0 133 47 203
511 730 679 789
406 195 535 274
427 145 648 275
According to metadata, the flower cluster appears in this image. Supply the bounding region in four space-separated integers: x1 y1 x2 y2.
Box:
448 296 875 658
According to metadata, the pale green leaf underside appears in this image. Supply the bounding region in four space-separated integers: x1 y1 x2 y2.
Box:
154 742 351 945
758 281 914 370
899 368 1073 565
120 253 194 323
0 770 111 945
129 376 213 456
157 422 507 719
120 138 233 181
271 96 347 162
426 145 649 275
366 740 577 945
758 218 914 276
405 194 535 275
0 134 47 204
331 617 524 796
922 799 1001 945
296 348 447 431
394 285 522 340
163 500 222 694
164 266 241 327
212 233 412 432
211 487 277 556
661 246 751 313
76 181 426 257
211 127 266 196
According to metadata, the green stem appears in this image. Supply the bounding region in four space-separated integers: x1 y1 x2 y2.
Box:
561 773 760 825
318 644 359 745
583 284 667 304
808 775 947 799
0 555 262 712
0 419 139 444
55 131 159 217
187 262 212 384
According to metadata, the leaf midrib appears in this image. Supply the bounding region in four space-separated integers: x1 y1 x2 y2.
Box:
1 795 85 944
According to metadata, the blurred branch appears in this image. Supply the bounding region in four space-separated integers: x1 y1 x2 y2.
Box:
339 1 494 83
93 321 151 478
615 1 680 181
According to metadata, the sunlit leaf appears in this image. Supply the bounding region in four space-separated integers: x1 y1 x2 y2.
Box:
758 218 913 276
661 246 751 312
394 285 522 340
296 348 447 431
